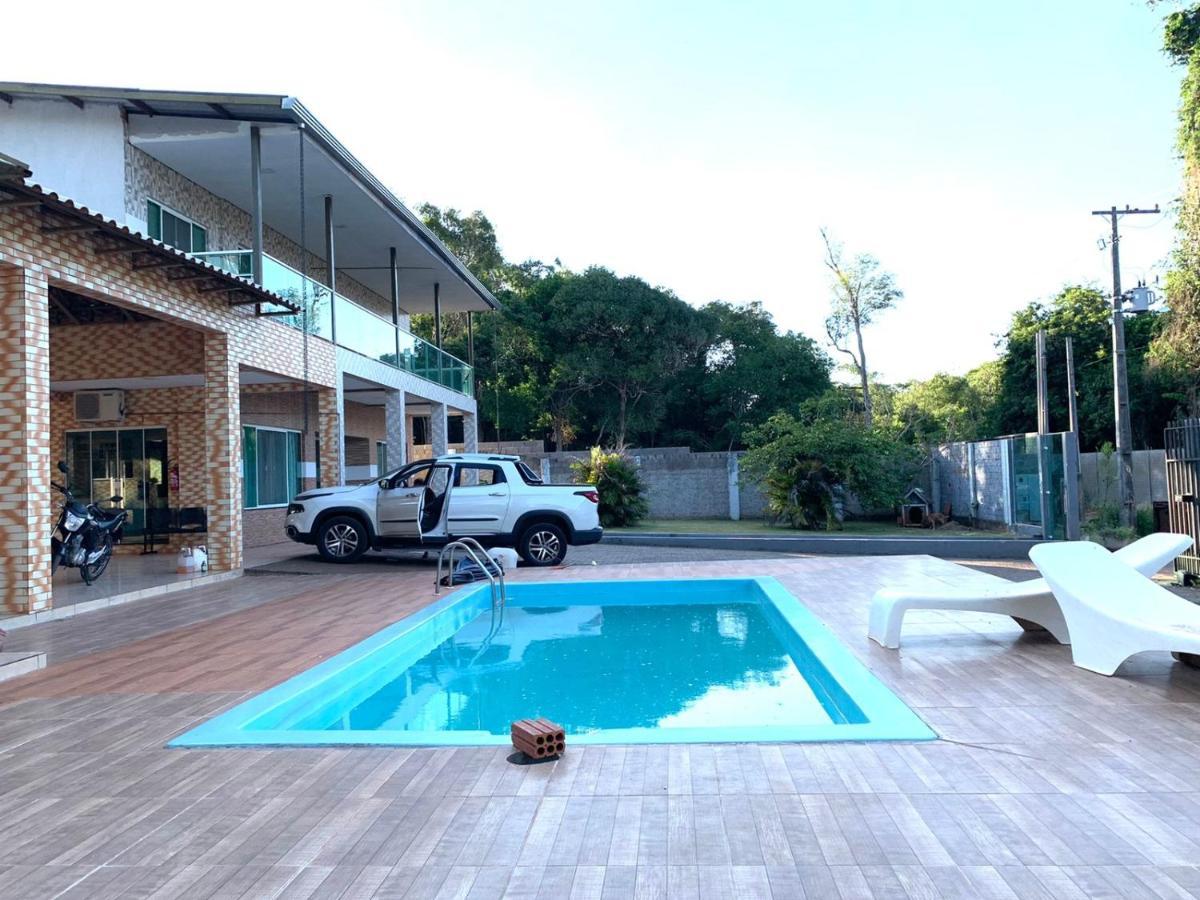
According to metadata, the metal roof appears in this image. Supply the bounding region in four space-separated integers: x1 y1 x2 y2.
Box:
0 161 300 314
0 82 500 311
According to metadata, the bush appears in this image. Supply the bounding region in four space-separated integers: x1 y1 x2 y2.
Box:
741 413 919 531
1136 505 1156 538
571 447 648 527
1083 502 1135 545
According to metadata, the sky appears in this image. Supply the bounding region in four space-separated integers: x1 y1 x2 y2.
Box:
3 0 1185 382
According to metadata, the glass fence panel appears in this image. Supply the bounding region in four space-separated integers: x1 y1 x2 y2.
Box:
333 295 400 366
261 256 334 341
192 250 252 277
190 252 472 396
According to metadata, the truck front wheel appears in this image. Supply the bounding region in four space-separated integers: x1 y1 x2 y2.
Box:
316 515 369 563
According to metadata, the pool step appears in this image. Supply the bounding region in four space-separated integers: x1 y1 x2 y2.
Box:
512 718 566 759
0 650 46 683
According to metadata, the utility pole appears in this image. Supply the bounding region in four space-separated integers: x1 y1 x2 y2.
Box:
1035 329 1049 435
1065 336 1079 436
1091 204 1159 527
1035 329 1052 536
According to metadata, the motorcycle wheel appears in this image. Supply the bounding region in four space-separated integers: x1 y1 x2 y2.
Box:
51 541 62 575
80 534 113 585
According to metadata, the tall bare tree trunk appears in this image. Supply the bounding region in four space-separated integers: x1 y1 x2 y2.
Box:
855 320 872 428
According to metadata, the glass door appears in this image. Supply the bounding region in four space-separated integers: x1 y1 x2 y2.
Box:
63 428 169 536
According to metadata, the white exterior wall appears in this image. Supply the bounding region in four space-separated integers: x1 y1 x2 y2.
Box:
0 99 126 219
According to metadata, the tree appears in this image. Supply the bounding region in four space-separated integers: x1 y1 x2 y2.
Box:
741 412 919 530
1154 4 1200 415
892 363 1001 445
660 302 832 450
549 268 707 449
820 229 903 428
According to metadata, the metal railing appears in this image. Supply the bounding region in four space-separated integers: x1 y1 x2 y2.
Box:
192 249 473 396
435 537 506 608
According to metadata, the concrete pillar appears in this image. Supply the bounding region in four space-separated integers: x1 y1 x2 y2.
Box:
727 453 741 522
334 377 346 485
385 389 407 469
318 389 341 487
203 332 242 573
0 266 51 615
462 410 478 454
430 401 449 456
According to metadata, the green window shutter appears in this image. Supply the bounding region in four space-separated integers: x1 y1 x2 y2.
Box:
287 431 301 499
147 201 162 240
192 224 207 253
242 426 258 508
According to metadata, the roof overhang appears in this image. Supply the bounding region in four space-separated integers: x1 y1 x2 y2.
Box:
0 82 500 315
0 163 300 314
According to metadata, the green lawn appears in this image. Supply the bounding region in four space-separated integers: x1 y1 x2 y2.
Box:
607 518 1011 538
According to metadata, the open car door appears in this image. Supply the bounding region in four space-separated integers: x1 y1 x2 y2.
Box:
377 463 430 538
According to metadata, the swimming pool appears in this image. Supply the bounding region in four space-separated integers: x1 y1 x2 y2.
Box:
171 577 933 746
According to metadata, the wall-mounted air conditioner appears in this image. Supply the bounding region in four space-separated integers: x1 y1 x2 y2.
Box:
75 390 125 422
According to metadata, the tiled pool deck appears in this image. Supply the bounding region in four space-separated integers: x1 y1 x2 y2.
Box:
3 555 1200 898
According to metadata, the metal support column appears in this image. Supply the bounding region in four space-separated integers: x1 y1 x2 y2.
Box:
324 194 336 343
249 126 264 286
467 310 475 366
389 246 401 362
433 282 442 346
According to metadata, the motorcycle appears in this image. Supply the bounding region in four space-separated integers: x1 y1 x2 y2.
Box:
50 460 127 585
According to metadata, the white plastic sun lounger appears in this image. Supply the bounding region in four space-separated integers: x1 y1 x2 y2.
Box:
1030 540 1200 675
868 532 1193 649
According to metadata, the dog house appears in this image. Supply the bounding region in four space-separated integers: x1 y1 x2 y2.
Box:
899 487 931 527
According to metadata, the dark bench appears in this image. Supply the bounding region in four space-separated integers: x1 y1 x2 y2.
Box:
142 507 208 554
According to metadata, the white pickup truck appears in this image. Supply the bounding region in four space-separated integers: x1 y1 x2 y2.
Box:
284 453 603 566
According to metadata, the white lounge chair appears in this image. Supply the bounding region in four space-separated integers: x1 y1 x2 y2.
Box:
1030 540 1200 675
868 532 1193 649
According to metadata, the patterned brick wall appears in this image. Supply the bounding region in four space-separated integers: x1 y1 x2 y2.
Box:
0 266 52 614
344 400 385 444
203 332 241 572
51 321 203 381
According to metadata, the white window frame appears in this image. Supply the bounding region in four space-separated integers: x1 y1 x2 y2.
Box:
243 424 302 510
147 197 207 254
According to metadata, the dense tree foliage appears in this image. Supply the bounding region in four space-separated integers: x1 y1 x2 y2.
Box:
741 412 919 530
1156 2 1200 415
413 204 832 451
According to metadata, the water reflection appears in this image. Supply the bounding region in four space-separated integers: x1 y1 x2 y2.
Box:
324 603 842 734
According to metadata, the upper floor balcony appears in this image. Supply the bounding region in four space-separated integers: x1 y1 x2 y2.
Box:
195 250 473 397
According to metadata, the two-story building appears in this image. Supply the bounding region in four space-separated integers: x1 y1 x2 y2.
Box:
0 82 495 618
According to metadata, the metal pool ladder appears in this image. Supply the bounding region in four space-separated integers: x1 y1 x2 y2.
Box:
435 537 507 610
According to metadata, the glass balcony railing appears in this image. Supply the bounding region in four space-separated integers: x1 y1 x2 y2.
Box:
192 249 472 396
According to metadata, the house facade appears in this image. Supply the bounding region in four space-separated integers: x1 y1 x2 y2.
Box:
0 83 495 617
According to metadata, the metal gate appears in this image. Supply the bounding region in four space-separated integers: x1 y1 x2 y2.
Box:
1165 417 1200 582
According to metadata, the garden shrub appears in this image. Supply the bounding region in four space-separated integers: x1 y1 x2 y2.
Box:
571 447 648 527
741 413 918 530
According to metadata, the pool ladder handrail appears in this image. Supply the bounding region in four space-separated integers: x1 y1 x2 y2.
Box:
435 537 506 610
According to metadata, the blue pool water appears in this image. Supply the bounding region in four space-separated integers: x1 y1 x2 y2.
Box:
172 578 933 746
